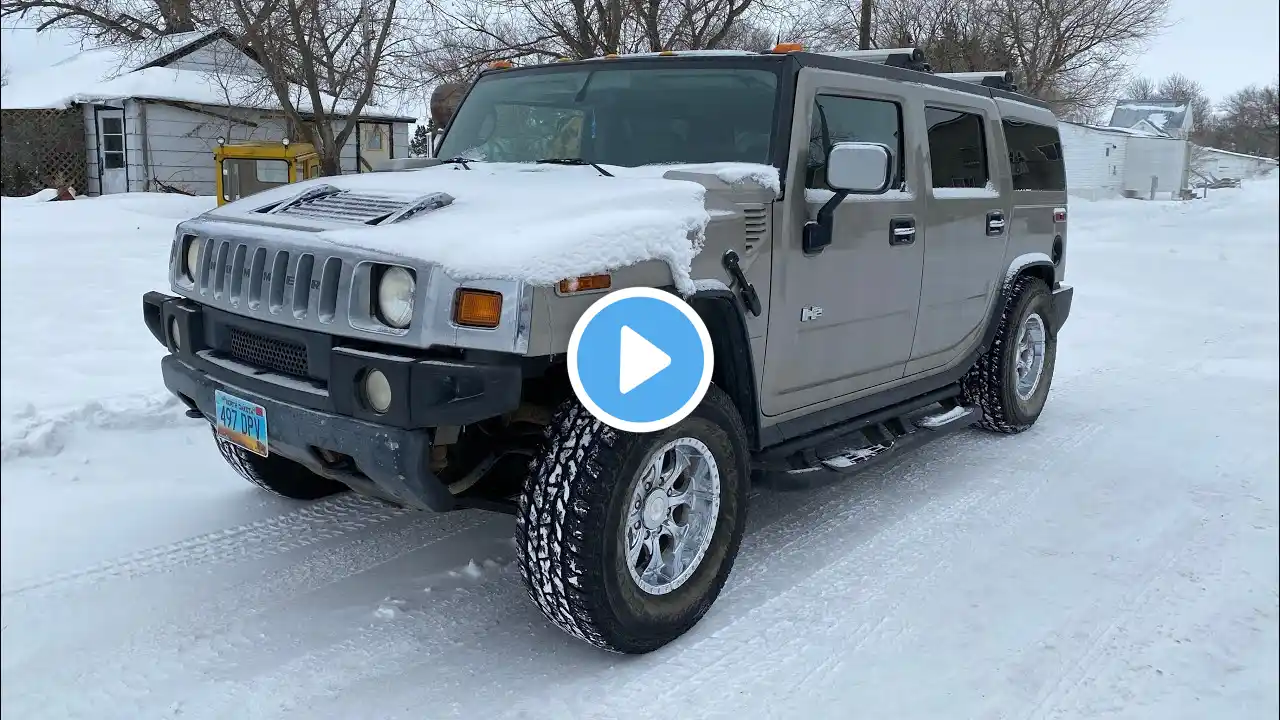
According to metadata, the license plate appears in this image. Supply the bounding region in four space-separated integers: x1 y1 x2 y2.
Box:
215 390 269 457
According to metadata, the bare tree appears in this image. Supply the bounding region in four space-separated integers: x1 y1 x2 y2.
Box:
802 0 1170 118
0 0 204 42
1124 75 1156 100
1208 79 1280 159
1156 73 1212 135
222 0 402 175
411 0 763 82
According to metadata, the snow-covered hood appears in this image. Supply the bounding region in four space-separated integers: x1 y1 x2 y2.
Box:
196 161 778 293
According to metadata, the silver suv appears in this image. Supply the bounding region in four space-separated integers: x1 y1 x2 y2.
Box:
142 46 1074 654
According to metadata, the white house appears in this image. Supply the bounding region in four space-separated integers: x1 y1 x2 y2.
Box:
1060 120 1191 200
1108 99 1193 140
1 29 414 197
1192 146 1279 180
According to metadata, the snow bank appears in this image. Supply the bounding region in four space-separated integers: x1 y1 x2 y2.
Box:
0 193 215 459
217 162 779 294
0 189 62 205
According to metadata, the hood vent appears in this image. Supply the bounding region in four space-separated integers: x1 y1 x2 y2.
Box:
741 204 768 254
257 184 455 226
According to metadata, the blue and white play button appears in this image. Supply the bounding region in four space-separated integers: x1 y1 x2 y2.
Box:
568 287 715 433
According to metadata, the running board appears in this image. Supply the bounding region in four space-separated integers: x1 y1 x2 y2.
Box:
754 401 978 490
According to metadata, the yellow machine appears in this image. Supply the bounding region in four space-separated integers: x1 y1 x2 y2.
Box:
214 138 323 205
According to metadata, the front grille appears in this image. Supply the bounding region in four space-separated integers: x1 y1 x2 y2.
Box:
228 327 309 378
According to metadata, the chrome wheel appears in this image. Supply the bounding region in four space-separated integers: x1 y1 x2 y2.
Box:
624 437 721 596
1014 313 1047 400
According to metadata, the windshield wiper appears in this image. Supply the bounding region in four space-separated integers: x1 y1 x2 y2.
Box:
437 156 474 169
535 157 613 177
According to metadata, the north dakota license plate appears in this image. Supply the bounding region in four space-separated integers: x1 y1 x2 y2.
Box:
215 390 269 457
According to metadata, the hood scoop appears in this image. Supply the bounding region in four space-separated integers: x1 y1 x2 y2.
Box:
257 184 455 226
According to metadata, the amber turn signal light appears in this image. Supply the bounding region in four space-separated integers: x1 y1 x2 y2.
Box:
558 274 612 294
453 289 503 328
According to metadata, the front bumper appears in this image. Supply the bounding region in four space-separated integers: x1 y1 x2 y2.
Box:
144 291 526 512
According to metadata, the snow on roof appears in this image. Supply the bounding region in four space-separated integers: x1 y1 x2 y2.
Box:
1108 99 1190 136
1061 120 1166 139
1 30 413 121
1197 146 1280 163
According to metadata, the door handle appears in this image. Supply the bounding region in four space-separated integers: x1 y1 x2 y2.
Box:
890 217 916 246
986 211 1006 236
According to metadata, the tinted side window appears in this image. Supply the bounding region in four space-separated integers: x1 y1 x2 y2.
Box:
1003 119 1065 190
925 107 988 189
807 95 904 190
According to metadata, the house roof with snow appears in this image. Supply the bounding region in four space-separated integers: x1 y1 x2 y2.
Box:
1061 120 1169 139
1 28 414 122
1107 99 1191 137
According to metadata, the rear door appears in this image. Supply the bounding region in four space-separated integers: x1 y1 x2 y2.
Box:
904 91 1010 375
760 69 925 416
997 102 1069 281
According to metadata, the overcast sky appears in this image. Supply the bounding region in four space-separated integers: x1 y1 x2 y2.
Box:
3 0 1278 103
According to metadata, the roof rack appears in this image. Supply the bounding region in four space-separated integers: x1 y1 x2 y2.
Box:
819 47 931 72
810 46 1021 94
935 71 1018 92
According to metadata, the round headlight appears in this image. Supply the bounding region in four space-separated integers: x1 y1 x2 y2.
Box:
169 317 182 350
376 266 415 329
363 369 393 413
184 239 201 284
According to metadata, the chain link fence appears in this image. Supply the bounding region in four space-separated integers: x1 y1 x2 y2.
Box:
1 109 88 197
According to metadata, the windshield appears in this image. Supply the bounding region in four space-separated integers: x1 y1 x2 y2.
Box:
223 158 290 202
435 65 780 167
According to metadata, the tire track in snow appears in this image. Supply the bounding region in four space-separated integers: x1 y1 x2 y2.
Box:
159 487 816 719
550 420 1104 718
0 492 410 599
336 417 1102 718
1018 515 1208 720
1 509 489 720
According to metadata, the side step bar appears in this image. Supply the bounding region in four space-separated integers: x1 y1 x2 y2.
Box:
755 399 978 490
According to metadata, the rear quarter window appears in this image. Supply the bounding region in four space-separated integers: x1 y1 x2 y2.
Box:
1002 119 1066 191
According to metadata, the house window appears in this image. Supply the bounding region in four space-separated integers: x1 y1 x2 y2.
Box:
101 116 125 170
925 107 989 189
806 94 904 190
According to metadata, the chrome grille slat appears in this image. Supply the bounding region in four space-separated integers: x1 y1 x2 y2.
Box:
268 250 289 314
229 243 248 306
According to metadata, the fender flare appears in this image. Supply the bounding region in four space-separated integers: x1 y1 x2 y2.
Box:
979 253 1058 353
680 287 762 450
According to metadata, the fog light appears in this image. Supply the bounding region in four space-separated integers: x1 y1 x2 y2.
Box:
363 369 392 413
169 317 181 350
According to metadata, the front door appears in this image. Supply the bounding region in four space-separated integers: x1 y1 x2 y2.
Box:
359 123 392 171
905 94 1010 375
96 108 127 194
760 72 925 416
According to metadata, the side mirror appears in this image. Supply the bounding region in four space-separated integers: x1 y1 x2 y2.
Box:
826 141 893 194
803 141 894 255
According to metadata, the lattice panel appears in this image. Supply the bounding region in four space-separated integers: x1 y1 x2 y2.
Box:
1 109 88 197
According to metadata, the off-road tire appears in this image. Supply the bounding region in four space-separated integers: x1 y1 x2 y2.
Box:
212 428 349 500
516 385 749 654
962 275 1057 433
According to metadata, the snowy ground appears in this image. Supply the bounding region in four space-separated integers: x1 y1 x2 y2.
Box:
2 181 1277 719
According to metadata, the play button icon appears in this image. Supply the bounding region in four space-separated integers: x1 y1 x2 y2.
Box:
568 287 715 433
618 326 671 394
